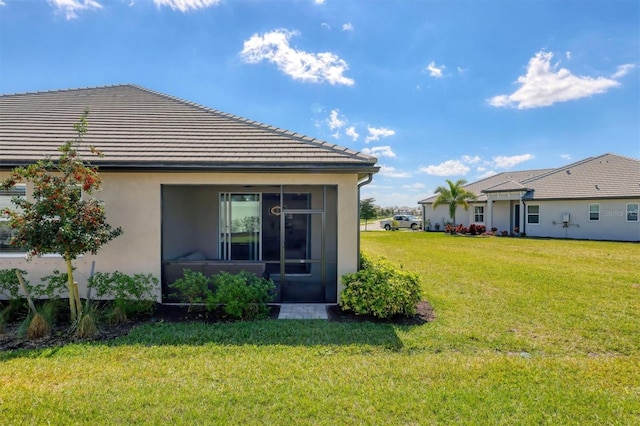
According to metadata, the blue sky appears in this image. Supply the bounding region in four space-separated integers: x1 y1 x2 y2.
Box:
1 0 638 207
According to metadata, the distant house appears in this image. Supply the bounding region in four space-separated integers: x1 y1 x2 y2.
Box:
0 85 379 303
419 154 640 242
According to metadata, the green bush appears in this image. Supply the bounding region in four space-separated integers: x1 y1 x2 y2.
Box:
89 271 157 319
209 271 275 320
340 254 422 318
33 269 70 300
168 269 214 312
0 269 29 324
0 268 27 300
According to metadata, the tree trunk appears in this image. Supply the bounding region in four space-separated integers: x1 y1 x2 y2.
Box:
65 254 78 321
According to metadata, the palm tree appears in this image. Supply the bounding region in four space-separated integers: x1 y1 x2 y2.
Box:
432 179 477 227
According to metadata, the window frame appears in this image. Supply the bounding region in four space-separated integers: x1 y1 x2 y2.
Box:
0 184 27 257
526 204 540 225
588 203 600 222
473 205 484 223
627 203 639 222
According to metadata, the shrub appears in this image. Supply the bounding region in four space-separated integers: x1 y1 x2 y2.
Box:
168 269 214 312
469 224 477 235
340 254 422 319
27 312 51 340
209 271 275 320
89 271 157 320
476 224 486 234
0 268 27 300
455 224 468 234
359 251 374 270
33 269 71 300
75 312 98 338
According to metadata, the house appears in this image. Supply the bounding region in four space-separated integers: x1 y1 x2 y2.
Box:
419 154 640 242
0 85 379 303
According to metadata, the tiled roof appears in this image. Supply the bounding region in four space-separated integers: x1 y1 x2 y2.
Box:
521 153 640 200
483 180 532 193
0 85 378 175
419 153 640 203
419 169 552 203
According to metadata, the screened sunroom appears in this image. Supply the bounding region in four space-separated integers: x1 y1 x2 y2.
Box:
162 184 337 303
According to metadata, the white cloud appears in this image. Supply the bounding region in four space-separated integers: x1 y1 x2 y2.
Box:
342 23 353 32
0 1 6 5
153 0 221 12
379 165 410 177
314 0 325 4
321 22 331 30
492 153 534 169
420 160 470 176
477 170 497 179
362 146 396 158
488 51 620 109
457 66 467 73
560 153 573 160
327 109 345 131
426 61 445 78
462 155 481 164
403 182 425 189
566 51 572 60
345 126 359 141
48 0 102 19
364 126 395 143
240 29 354 86
612 64 635 79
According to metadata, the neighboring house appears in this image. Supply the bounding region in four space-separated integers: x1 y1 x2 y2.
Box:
419 154 640 242
0 85 379 303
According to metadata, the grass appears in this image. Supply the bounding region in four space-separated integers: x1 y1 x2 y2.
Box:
1 233 639 424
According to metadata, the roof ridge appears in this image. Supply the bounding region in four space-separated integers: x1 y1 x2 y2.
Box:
461 168 550 188
520 156 599 183
0 83 136 98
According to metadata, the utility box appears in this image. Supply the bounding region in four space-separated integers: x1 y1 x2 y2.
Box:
562 213 570 226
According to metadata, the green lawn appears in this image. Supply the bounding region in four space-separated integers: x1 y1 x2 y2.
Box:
1 233 639 424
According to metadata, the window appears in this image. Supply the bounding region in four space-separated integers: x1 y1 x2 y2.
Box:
627 203 639 222
589 203 600 221
474 206 484 223
0 185 26 254
527 205 540 224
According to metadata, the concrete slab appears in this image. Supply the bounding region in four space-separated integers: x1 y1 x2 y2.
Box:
277 304 329 320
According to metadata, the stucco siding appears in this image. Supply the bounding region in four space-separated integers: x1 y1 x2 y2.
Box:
524 199 640 241
422 205 448 230
0 171 361 301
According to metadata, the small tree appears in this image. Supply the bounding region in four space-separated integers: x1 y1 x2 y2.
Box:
360 197 377 231
432 179 477 227
1 112 122 321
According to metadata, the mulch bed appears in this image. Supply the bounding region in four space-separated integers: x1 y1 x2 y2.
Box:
0 301 434 352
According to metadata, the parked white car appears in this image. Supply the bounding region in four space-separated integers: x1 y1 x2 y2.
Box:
380 215 423 231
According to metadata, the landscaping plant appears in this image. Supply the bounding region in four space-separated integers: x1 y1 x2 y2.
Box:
432 178 477 227
0 112 122 322
169 269 214 312
209 271 275 320
340 253 422 318
88 271 157 323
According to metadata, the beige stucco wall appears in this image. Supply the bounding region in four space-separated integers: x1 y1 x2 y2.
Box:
0 170 361 302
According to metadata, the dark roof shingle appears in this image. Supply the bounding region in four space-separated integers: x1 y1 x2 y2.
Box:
0 85 378 175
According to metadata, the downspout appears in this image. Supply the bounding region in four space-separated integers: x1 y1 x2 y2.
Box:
522 199 526 235
357 173 374 270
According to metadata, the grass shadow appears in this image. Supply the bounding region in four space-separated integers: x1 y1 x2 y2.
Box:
109 320 406 350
